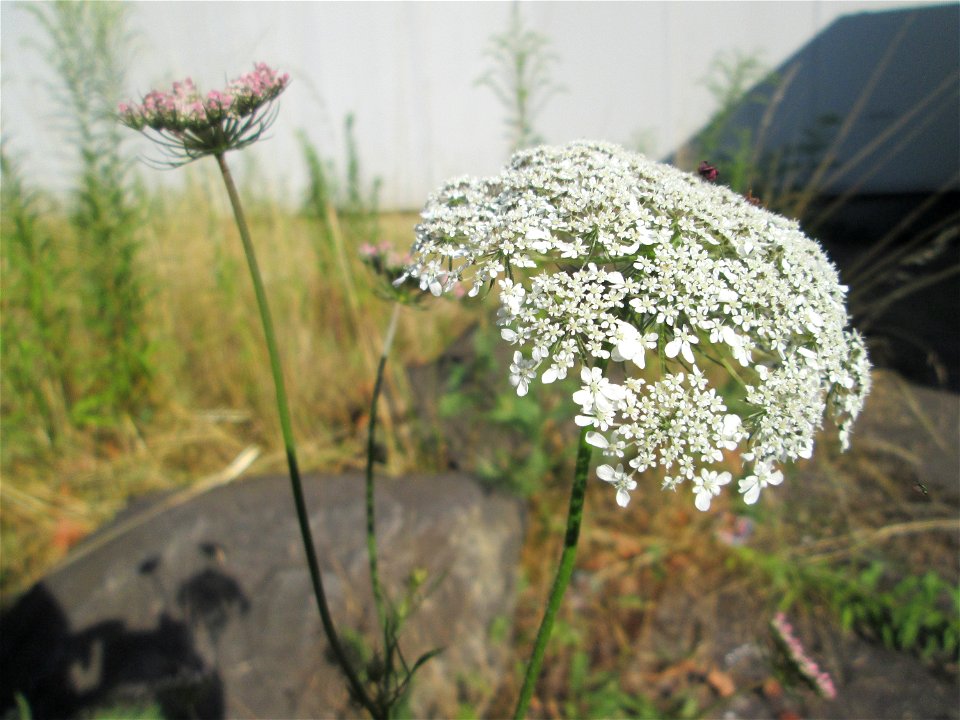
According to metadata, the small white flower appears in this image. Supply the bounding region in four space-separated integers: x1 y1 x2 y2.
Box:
610 321 658 369
508 351 538 397
574 400 617 431
805 307 824 331
720 414 743 451
714 325 751 367
572 366 625 411
738 462 784 504
525 227 553 253
499 278 526 315
664 327 699 365
692 469 732 511
605 270 625 286
717 287 738 304
596 463 637 507
662 475 681 491
838 426 851 450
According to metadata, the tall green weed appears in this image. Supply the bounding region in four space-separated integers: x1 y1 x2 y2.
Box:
0 148 72 463
299 114 382 248
298 116 384 374
476 4 564 153
27 0 151 427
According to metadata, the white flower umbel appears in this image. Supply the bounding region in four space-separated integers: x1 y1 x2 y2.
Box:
400 141 871 511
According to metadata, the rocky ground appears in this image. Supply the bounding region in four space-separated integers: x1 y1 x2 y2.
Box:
0 473 525 719
482 367 959 720
2 330 957 719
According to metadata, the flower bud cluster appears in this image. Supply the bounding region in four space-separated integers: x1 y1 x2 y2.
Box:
360 241 410 277
399 141 871 511
359 241 437 304
118 63 289 161
770 612 837 699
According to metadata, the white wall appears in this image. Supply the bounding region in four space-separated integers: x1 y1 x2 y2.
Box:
0 1 938 210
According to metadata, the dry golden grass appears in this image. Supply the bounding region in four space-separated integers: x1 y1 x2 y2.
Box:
1 175 482 594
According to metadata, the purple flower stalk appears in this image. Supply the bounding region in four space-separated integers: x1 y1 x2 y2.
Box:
771 612 837 699
119 63 289 163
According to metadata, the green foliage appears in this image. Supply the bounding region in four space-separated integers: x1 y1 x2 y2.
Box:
25 0 151 426
476 3 564 153
823 563 960 663
338 568 443 719
297 116 384 363
13 693 31 720
299 114 382 248
737 549 959 666
438 322 578 497
488 613 511 644
0 147 72 462
553 642 675 720
299 129 336 220
86 702 164 720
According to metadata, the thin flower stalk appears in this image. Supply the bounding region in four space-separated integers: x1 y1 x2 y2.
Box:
366 303 402 638
357 241 445 715
121 65 381 719
514 415 599 719
215 153 379 719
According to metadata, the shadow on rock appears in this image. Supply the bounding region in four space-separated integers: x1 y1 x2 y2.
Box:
1 473 524 718
0 549 255 719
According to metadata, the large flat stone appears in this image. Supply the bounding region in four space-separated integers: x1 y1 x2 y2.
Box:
1 473 525 718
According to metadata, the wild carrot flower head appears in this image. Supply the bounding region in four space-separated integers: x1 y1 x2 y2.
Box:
399 141 871 511
118 63 289 164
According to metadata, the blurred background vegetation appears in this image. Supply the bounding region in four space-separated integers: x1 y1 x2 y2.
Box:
0 2 484 593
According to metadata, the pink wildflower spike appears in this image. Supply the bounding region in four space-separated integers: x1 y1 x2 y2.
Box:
770 612 837 699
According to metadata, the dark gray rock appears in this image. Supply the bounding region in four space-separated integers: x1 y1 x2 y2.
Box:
1 473 525 718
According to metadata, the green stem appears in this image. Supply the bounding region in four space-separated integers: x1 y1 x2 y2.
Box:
214 153 380 719
367 304 401 642
514 423 596 719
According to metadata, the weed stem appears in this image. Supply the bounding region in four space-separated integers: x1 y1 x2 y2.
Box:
513 359 603 719
214 152 381 719
367 303 401 642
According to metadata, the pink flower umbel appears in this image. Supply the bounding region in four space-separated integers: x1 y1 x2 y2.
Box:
118 63 289 164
